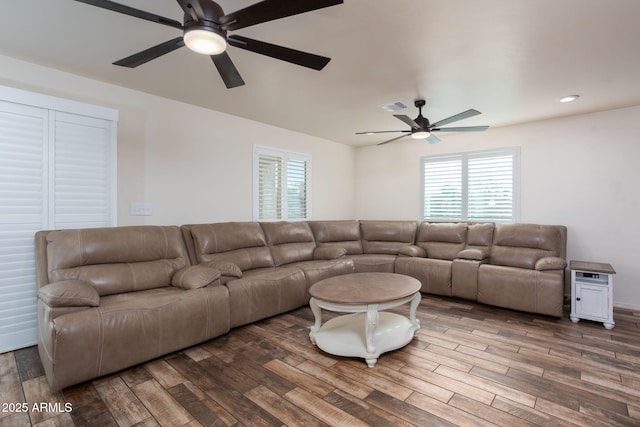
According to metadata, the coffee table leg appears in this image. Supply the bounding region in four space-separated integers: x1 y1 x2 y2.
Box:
409 292 421 336
365 304 379 360
309 298 322 345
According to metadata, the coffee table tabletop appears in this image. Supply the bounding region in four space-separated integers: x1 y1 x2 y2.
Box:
309 272 421 305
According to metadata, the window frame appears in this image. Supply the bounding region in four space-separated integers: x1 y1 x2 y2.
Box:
420 147 520 223
253 145 312 222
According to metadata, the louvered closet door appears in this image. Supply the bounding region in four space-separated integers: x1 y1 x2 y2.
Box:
0 101 47 352
52 112 115 228
0 88 117 353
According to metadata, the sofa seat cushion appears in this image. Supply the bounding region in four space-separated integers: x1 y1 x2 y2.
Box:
39 286 230 390
395 257 452 296
478 265 564 317
347 254 397 273
225 267 307 328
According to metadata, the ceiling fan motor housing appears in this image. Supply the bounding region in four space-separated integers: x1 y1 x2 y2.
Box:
413 100 430 132
183 1 226 39
413 114 430 130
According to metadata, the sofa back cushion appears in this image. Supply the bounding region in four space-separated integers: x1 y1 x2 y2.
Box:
467 223 495 248
188 222 274 271
260 221 316 266
490 223 567 269
360 220 418 255
308 220 363 255
43 226 189 296
417 222 467 260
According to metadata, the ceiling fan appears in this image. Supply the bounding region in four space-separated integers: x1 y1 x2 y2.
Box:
357 100 489 145
74 0 343 88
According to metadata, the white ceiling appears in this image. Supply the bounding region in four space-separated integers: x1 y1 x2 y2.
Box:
2 0 640 146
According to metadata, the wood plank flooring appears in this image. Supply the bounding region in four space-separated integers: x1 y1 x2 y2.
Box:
1 295 640 426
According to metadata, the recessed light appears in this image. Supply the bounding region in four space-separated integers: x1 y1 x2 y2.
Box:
560 95 580 103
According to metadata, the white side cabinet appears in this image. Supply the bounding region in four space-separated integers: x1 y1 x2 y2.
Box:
570 261 616 329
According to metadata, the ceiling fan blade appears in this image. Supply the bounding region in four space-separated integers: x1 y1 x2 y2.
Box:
211 52 245 88
74 0 183 29
220 0 343 31
430 109 481 128
394 114 420 129
228 35 330 70
431 126 489 132
356 130 410 135
113 37 185 68
427 134 441 144
175 0 206 23
378 134 410 146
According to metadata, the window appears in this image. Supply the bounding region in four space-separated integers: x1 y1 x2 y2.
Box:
253 145 311 221
0 85 117 353
421 147 519 222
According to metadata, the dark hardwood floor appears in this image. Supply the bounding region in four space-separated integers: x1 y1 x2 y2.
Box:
1 295 639 426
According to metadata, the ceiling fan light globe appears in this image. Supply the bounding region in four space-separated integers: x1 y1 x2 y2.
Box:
184 29 227 55
411 131 430 140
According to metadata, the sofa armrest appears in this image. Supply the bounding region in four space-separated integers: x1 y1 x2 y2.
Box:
457 248 489 261
397 245 427 257
201 260 243 278
313 246 347 260
38 280 100 308
172 265 222 290
535 257 567 271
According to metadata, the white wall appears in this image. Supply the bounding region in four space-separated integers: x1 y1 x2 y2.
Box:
356 106 640 309
0 54 356 225
2 54 638 309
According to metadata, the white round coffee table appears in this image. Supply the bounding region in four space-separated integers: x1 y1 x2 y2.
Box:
308 272 421 367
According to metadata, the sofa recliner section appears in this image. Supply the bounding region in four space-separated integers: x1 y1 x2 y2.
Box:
476 223 567 317
36 226 230 391
396 222 471 296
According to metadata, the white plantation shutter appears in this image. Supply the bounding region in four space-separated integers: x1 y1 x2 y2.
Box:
0 101 46 352
286 158 308 220
257 153 283 220
0 86 117 352
421 148 519 222
468 151 515 221
422 156 463 220
53 112 115 228
254 146 311 221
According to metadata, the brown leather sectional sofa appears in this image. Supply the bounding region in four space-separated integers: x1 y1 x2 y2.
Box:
35 220 566 390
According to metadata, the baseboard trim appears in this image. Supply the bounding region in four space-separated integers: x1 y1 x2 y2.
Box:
613 301 640 311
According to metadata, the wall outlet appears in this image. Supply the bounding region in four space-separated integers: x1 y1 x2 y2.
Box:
130 202 153 216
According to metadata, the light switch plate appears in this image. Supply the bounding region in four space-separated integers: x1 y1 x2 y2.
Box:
130 202 153 216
